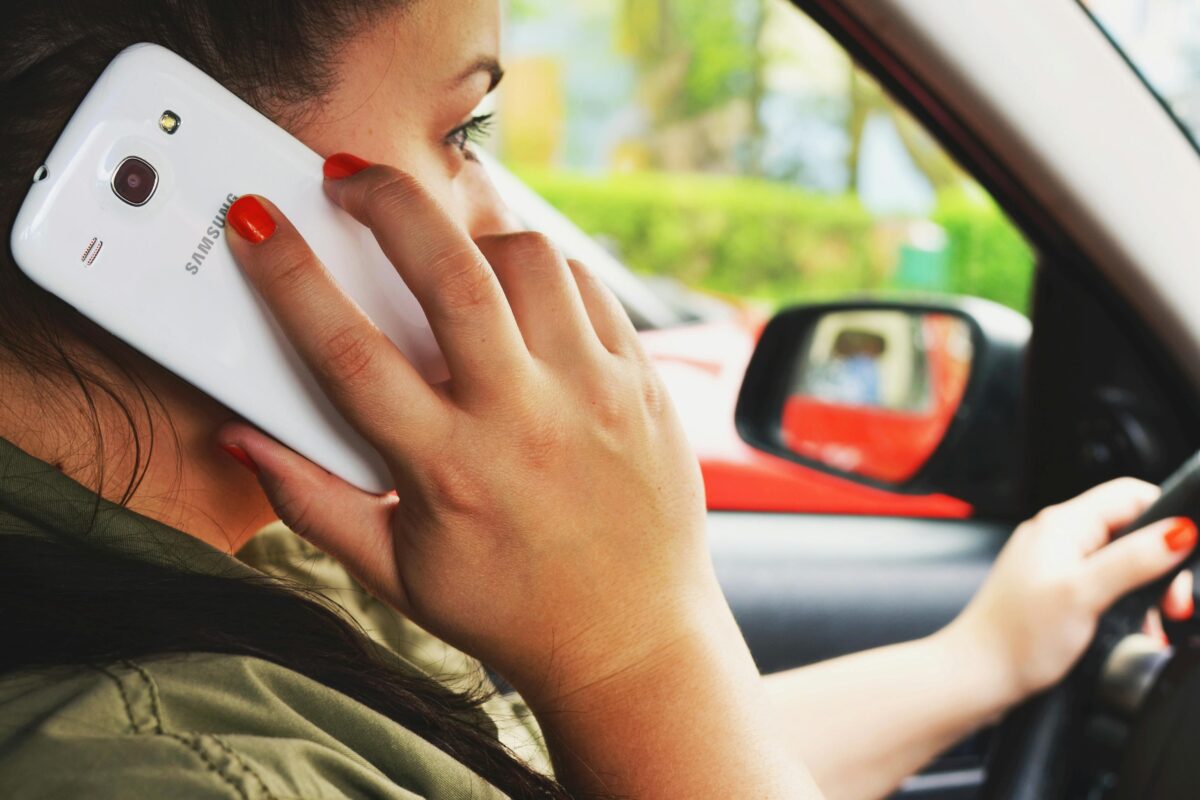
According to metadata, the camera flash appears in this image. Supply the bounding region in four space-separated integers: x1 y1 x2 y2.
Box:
159 111 181 135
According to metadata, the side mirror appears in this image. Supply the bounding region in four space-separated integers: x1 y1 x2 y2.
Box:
736 299 1030 517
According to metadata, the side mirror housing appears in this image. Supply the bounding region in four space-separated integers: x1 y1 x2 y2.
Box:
735 298 1030 517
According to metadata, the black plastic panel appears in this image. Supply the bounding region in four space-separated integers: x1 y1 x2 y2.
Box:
708 512 1010 674
708 511 1010 798
1026 266 1200 512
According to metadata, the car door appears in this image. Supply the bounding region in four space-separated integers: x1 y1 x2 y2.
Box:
719 2 1200 797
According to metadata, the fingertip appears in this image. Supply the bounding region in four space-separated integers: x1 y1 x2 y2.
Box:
1164 517 1199 554
227 195 277 245
1163 570 1196 621
1086 517 1195 610
1164 594 1195 622
324 152 373 180
320 156 379 211
215 422 295 480
216 420 271 453
219 443 258 475
216 418 254 442
1100 476 1160 500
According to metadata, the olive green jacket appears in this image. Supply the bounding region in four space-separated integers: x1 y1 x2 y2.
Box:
0 438 551 799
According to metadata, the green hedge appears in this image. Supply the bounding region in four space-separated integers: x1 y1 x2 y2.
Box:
515 168 1035 314
932 191 1035 314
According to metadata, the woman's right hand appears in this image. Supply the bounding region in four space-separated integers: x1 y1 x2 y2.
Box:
217 160 717 707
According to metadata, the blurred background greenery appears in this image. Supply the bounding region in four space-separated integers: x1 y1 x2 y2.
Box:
495 0 1037 315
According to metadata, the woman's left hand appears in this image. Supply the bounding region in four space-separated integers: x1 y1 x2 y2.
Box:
948 478 1196 703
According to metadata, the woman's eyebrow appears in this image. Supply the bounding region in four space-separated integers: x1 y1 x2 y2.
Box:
454 57 505 93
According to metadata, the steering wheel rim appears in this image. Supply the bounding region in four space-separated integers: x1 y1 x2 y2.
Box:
982 562 1185 798
984 452 1200 797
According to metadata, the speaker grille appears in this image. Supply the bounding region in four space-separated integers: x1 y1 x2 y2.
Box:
80 237 103 266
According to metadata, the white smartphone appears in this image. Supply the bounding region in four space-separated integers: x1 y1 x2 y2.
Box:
10 43 446 494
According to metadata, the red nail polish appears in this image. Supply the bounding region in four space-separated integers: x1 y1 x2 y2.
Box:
227 196 276 244
324 152 372 180
220 444 258 475
1164 592 1195 622
1164 518 1198 553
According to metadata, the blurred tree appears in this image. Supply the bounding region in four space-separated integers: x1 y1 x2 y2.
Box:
616 0 769 174
507 0 543 21
615 0 963 185
845 67 966 194
498 57 565 166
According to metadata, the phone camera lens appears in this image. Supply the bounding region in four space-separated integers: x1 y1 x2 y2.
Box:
111 156 158 206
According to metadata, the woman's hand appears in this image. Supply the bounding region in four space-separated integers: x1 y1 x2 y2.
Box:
947 478 1197 703
217 163 717 706
218 162 824 798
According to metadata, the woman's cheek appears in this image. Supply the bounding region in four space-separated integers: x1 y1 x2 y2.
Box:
396 151 469 223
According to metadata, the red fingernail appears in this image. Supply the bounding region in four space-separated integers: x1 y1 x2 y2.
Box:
1164 518 1198 552
1164 593 1194 622
227 196 276 244
1164 592 1196 622
324 153 372 180
220 444 258 475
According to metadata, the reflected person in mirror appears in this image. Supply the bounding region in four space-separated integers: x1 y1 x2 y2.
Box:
806 328 887 407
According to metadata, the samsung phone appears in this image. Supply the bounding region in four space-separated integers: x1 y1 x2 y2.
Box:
10 43 446 493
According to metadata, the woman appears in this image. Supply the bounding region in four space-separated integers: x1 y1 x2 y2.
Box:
0 2 1194 798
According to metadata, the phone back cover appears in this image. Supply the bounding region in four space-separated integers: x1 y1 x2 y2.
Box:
10 44 446 493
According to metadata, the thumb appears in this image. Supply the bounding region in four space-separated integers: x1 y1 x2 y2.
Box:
1085 517 1198 611
217 421 400 598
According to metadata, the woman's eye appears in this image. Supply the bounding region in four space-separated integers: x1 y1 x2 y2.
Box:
445 113 495 156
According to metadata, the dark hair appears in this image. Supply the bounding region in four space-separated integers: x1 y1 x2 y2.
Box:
0 3 568 797
0 535 569 797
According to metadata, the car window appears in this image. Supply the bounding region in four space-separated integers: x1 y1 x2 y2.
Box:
496 0 1035 319
494 0 1036 518
1080 0 1200 152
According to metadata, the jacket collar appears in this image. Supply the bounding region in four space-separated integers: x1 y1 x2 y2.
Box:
0 436 500 733
0 436 259 580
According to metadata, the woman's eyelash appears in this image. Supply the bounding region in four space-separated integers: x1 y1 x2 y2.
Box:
446 113 495 152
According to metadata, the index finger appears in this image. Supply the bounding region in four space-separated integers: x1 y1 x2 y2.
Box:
1045 477 1161 555
225 195 442 453
324 162 531 397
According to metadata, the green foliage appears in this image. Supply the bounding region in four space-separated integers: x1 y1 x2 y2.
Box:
516 168 1035 314
618 0 764 124
932 191 1036 314
672 1 761 119
506 0 545 21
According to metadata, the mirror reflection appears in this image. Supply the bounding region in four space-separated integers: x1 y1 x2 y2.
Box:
779 310 974 484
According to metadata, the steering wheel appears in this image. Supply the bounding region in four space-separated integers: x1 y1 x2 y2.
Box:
982 461 1200 799
980 582 1169 797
